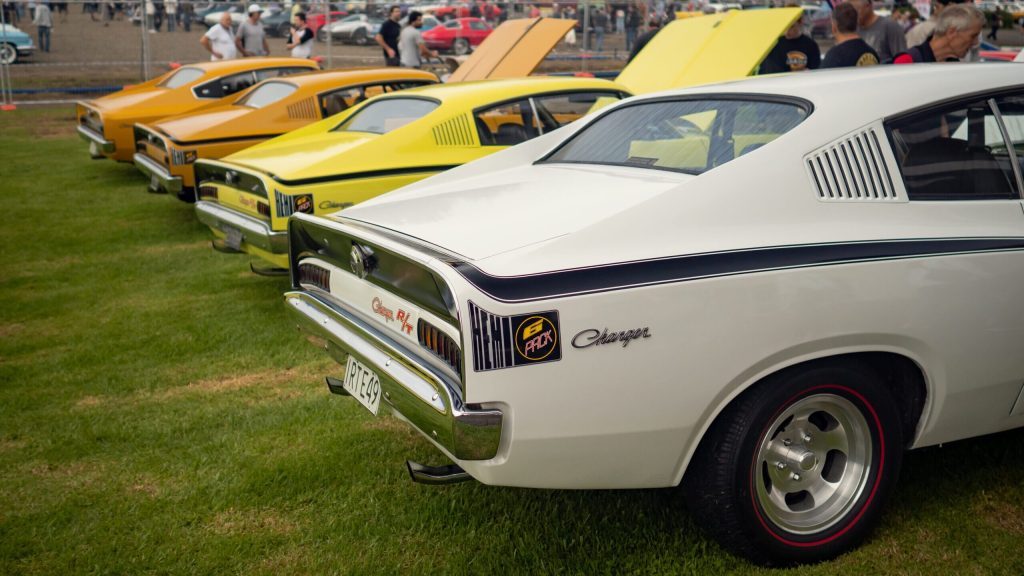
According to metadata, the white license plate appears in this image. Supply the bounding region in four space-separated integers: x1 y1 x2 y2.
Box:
149 174 161 192
223 225 243 251
88 141 100 156
343 355 382 415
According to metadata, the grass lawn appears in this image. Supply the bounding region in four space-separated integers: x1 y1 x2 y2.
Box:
1 106 1023 575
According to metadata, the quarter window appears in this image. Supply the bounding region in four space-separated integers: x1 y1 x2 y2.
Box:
319 82 433 117
194 72 256 99
474 91 625 146
888 99 1020 200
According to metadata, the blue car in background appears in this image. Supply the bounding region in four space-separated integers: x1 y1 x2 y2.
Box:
0 23 34 64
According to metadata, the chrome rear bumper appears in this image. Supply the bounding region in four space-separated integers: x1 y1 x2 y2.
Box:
133 153 183 194
194 200 288 254
285 290 503 461
76 125 114 158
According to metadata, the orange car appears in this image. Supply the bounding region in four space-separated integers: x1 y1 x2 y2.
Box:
76 58 319 163
133 68 438 201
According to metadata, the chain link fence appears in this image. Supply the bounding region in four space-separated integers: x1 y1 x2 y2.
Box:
0 0 666 106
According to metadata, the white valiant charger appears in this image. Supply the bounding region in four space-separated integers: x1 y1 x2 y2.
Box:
284 64 1024 565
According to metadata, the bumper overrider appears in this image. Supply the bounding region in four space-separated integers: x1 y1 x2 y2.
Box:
77 125 115 159
133 153 183 194
195 200 288 254
285 290 503 461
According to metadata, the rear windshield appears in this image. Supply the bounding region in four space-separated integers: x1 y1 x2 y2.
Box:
236 81 298 109
159 67 205 89
541 98 809 175
336 97 439 134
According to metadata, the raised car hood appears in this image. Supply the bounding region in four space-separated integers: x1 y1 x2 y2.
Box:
616 8 801 94
448 17 576 82
155 107 259 143
339 163 688 261
224 130 379 179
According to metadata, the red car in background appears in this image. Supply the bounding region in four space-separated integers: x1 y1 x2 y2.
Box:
422 17 493 55
307 9 349 34
431 2 503 22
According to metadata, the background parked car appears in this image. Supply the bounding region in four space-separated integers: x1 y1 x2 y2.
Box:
319 13 381 44
422 17 492 55
0 23 34 65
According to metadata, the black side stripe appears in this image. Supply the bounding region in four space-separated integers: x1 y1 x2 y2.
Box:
272 165 459 187
449 237 1024 303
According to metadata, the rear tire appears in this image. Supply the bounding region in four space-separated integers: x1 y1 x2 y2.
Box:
354 28 367 45
683 359 903 566
452 37 470 55
0 43 17 65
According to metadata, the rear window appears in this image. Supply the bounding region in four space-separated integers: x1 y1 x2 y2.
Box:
237 81 298 109
159 67 204 89
336 97 439 134
541 98 809 175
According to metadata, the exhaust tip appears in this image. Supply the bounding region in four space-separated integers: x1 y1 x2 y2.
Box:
406 460 472 485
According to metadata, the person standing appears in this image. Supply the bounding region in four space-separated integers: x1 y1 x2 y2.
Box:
987 5 1000 41
625 4 640 51
144 0 156 32
894 3 983 63
758 6 820 73
822 2 879 68
200 11 237 60
399 10 437 68
180 0 192 31
593 8 608 51
32 0 51 52
627 17 660 62
848 0 906 63
237 4 270 56
165 0 176 31
286 12 313 58
375 5 402 66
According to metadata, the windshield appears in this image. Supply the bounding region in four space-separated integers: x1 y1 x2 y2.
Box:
542 98 809 175
336 98 439 134
236 81 297 109
159 67 205 89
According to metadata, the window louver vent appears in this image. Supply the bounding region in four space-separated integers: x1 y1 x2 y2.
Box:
287 98 319 120
807 129 898 201
432 115 475 147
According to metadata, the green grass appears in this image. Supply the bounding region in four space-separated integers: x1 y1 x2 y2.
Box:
1 106 1023 575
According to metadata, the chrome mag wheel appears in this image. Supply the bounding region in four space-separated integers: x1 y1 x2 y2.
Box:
754 393 872 535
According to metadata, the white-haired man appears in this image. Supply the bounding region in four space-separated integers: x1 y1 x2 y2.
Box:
893 3 983 63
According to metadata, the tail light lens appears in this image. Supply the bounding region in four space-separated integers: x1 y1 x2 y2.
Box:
198 185 218 200
297 262 331 292
418 319 462 377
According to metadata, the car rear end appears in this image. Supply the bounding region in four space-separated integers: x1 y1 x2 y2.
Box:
76 102 116 160
132 124 188 195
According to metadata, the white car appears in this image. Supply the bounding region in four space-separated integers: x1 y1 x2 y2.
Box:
284 64 1024 565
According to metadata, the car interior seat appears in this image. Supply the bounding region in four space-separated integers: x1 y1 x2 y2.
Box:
495 123 528 146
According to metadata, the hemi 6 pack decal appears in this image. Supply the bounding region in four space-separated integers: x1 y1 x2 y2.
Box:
468 301 561 372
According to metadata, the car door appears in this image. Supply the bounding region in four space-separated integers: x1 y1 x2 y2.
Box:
886 93 1024 440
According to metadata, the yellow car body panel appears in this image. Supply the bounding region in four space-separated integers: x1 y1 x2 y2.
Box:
76 58 319 162
448 17 576 82
615 8 801 95
193 76 630 269
132 68 438 193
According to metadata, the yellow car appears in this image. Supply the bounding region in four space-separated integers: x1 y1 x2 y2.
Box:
194 77 630 272
132 68 438 201
76 58 319 163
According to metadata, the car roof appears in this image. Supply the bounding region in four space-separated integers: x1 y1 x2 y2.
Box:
380 76 628 106
277 68 438 90
185 57 318 76
640 64 1022 122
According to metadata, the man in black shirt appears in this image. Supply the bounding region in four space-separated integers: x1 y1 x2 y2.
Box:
375 5 402 66
627 18 662 63
822 2 879 68
758 7 821 73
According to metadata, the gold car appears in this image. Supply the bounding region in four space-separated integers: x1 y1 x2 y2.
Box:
76 58 318 162
132 68 438 201
193 77 630 272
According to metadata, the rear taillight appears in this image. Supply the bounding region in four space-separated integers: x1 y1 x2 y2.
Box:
297 262 331 292
257 202 271 217
418 319 461 376
198 185 218 200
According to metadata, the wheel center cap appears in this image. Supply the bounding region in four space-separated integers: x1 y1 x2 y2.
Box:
798 451 816 471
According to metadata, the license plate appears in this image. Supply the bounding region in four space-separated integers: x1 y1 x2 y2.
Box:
343 355 382 415
223 225 243 251
88 141 100 156
149 174 161 192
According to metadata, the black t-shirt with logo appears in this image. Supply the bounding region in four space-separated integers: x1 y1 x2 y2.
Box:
758 35 821 74
822 38 880 68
